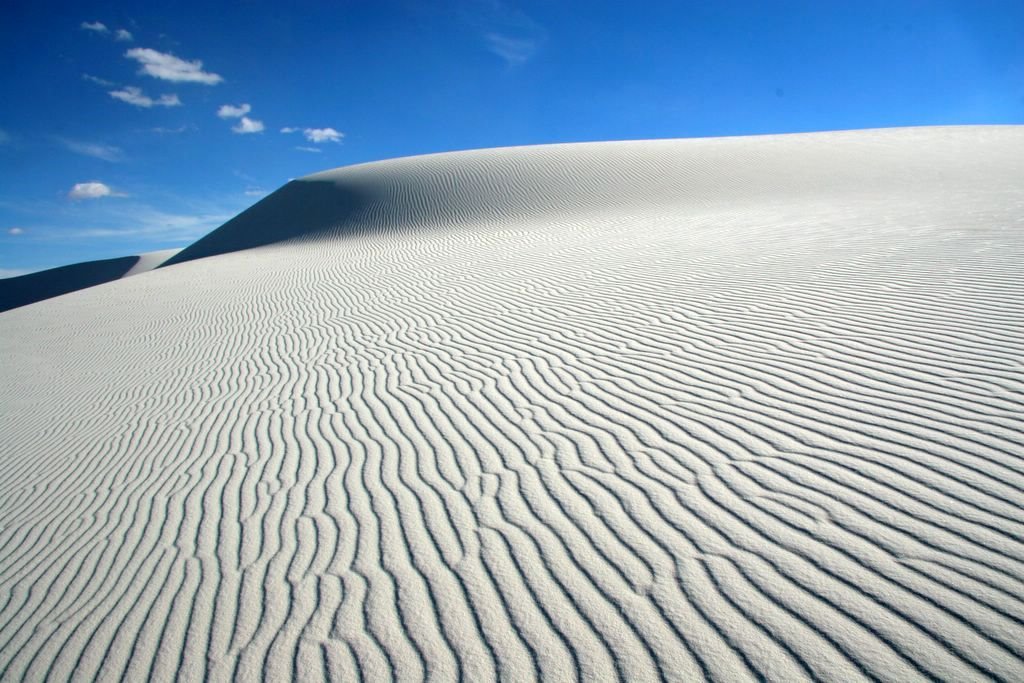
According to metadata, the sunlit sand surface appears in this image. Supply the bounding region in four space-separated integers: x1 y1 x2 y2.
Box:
2 126 1023 681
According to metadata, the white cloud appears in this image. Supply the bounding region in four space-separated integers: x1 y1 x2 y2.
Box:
125 47 223 85
244 189 267 196
0 268 28 278
232 116 264 134
8 227 24 235
305 127 343 143
217 103 251 119
68 182 125 200
81 21 109 33
115 29 133 42
282 126 344 143
484 33 538 65
59 139 123 162
295 146 322 153
109 86 181 108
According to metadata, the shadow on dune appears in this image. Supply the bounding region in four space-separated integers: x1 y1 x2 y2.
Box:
0 255 140 313
162 179 368 268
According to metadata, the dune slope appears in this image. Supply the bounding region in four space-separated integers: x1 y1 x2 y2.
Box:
1 127 1023 681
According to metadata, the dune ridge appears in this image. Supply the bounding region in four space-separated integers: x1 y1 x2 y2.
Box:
1 126 1023 681
165 126 1013 266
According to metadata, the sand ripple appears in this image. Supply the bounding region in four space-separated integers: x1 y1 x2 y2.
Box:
1 127 1023 681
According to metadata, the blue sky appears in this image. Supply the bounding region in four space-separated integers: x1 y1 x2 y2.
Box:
1 0 1022 275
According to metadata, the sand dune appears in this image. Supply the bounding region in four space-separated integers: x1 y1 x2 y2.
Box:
1 126 1023 681
0 248 180 313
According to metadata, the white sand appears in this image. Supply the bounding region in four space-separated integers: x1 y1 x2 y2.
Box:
1 126 1022 681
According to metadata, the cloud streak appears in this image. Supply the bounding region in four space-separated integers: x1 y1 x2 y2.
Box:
2 194 247 246
109 86 181 108
68 206 235 241
484 33 539 66
151 125 192 135
58 139 124 162
467 0 546 66
81 22 134 42
83 73 117 87
125 48 223 85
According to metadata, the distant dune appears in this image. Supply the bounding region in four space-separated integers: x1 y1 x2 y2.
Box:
0 248 180 312
1 127 1022 681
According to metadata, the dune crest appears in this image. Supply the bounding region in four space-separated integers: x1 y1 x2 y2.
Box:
1 127 1023 681
166 126 1019 265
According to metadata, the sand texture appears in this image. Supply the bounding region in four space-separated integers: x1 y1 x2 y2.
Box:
1 127 1023 681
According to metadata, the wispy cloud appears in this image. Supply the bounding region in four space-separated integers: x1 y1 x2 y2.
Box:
151 125 192 135
232 169 261 185
1 194 245 246
8 227 24 235
125 48 223 84
295 146 322 153
484 33 539 66
83 73 117 87
81 21 109 34
58 139 124 162
68 182 126 200
0 268 28 279
81 22 134 42
109 86 181 108
282 127 344 143
466 0 545 66
0 128 10 145
244 189 268 196
68 207 233 241
232 116 264 134
217 103 251 119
